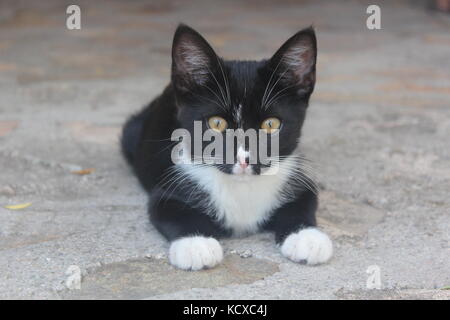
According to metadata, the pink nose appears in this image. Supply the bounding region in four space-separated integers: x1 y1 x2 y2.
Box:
239 162 248 169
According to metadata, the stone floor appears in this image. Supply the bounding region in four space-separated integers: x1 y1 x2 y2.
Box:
0 0 449 299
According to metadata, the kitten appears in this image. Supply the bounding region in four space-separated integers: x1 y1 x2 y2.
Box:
121 24 332 270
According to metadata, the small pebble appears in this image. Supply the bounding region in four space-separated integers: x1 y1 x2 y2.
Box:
239 250 253 258
230 249 253 258
0 185 15 196
65 265 82 290
154 253 165 260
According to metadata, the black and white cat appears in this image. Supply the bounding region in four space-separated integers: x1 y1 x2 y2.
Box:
121 24 332 270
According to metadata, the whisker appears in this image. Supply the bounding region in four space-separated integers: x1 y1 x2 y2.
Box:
262 67 289 109
261 57 284 107
264 84 297 110
215 57 231 107
190 91 228 111
199 84 228 112
206 65 229 109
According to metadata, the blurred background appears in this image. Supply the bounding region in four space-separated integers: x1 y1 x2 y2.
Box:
0 0 449 299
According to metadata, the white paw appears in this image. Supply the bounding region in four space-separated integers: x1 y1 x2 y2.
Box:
281 228 333 265
169 236 223 271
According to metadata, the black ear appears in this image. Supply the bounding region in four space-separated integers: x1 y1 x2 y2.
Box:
268 27 317 95
171 24 218 92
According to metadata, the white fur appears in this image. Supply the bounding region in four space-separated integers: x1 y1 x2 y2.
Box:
177 156 297 235
281 228 333 265
232 146 251 175
169 236 223 270
233 103 243 126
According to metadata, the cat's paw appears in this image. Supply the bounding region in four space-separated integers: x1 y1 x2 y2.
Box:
169 236 223 271
281 228 333 265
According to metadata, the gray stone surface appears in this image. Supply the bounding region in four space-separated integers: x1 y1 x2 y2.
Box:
60 255 279 300
0 0 449 299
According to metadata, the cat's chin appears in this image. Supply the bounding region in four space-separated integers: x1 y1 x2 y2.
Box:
230 174 254 182
230 163 260 181
213 163 279 180
231 164 254 175
212 165 256 181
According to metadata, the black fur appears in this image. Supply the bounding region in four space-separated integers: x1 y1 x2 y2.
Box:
121 24 318 243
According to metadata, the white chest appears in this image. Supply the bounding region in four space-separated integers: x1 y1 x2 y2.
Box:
178 163 292 235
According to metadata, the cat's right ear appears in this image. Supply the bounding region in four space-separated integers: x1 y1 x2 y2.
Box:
171 24 218 92
268 27 317 96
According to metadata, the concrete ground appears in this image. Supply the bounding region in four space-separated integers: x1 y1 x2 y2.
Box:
0 0 449 300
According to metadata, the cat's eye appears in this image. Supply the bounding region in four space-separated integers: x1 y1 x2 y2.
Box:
208 116 228 132
261 117 281 133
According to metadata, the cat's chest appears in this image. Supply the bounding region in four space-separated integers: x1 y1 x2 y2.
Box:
180 165 290 235
209 176 286 234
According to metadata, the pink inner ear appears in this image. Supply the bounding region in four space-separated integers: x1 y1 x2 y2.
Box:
282 44 315 83
176 43 210 84
172 27 219 88
268 27 316 89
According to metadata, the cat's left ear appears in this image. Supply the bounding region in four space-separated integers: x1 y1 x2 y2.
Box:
171 24 220 92
268 27 317 96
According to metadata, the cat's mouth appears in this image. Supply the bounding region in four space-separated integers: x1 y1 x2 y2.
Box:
230 164 255 181
213 161 273 178
232 162 253 175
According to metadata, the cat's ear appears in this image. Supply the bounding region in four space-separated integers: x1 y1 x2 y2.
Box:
268 27 317 96
171 24 218 92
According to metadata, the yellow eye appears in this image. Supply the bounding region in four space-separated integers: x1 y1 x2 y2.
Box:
261 117 281 133
208 116 228 132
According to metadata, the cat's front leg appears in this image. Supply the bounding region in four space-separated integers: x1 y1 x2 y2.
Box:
149 197 230 271
169 236 223 271
280 227 333 265
266 189 333 265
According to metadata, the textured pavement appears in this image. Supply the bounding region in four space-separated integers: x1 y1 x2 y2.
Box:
0 0 449 299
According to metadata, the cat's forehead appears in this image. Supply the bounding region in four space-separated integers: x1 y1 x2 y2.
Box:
218 60 268 123
224 60 265 102
205 60 269 128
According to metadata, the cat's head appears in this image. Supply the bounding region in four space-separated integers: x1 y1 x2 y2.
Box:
171 24 316 177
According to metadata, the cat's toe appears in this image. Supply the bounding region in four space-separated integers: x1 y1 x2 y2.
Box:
169 236 223 271
281 228 333 265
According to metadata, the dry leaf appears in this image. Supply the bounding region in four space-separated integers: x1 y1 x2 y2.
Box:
72 168 95 175
4 202 32 210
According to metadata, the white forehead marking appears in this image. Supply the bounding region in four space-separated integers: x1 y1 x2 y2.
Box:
237 146 249 162
234 103 243 127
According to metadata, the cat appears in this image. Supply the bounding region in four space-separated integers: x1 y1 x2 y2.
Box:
121 24 333 270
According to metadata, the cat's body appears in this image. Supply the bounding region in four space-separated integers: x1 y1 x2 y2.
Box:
122 25 332 270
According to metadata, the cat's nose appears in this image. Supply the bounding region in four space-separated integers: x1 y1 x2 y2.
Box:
239 157 249 169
